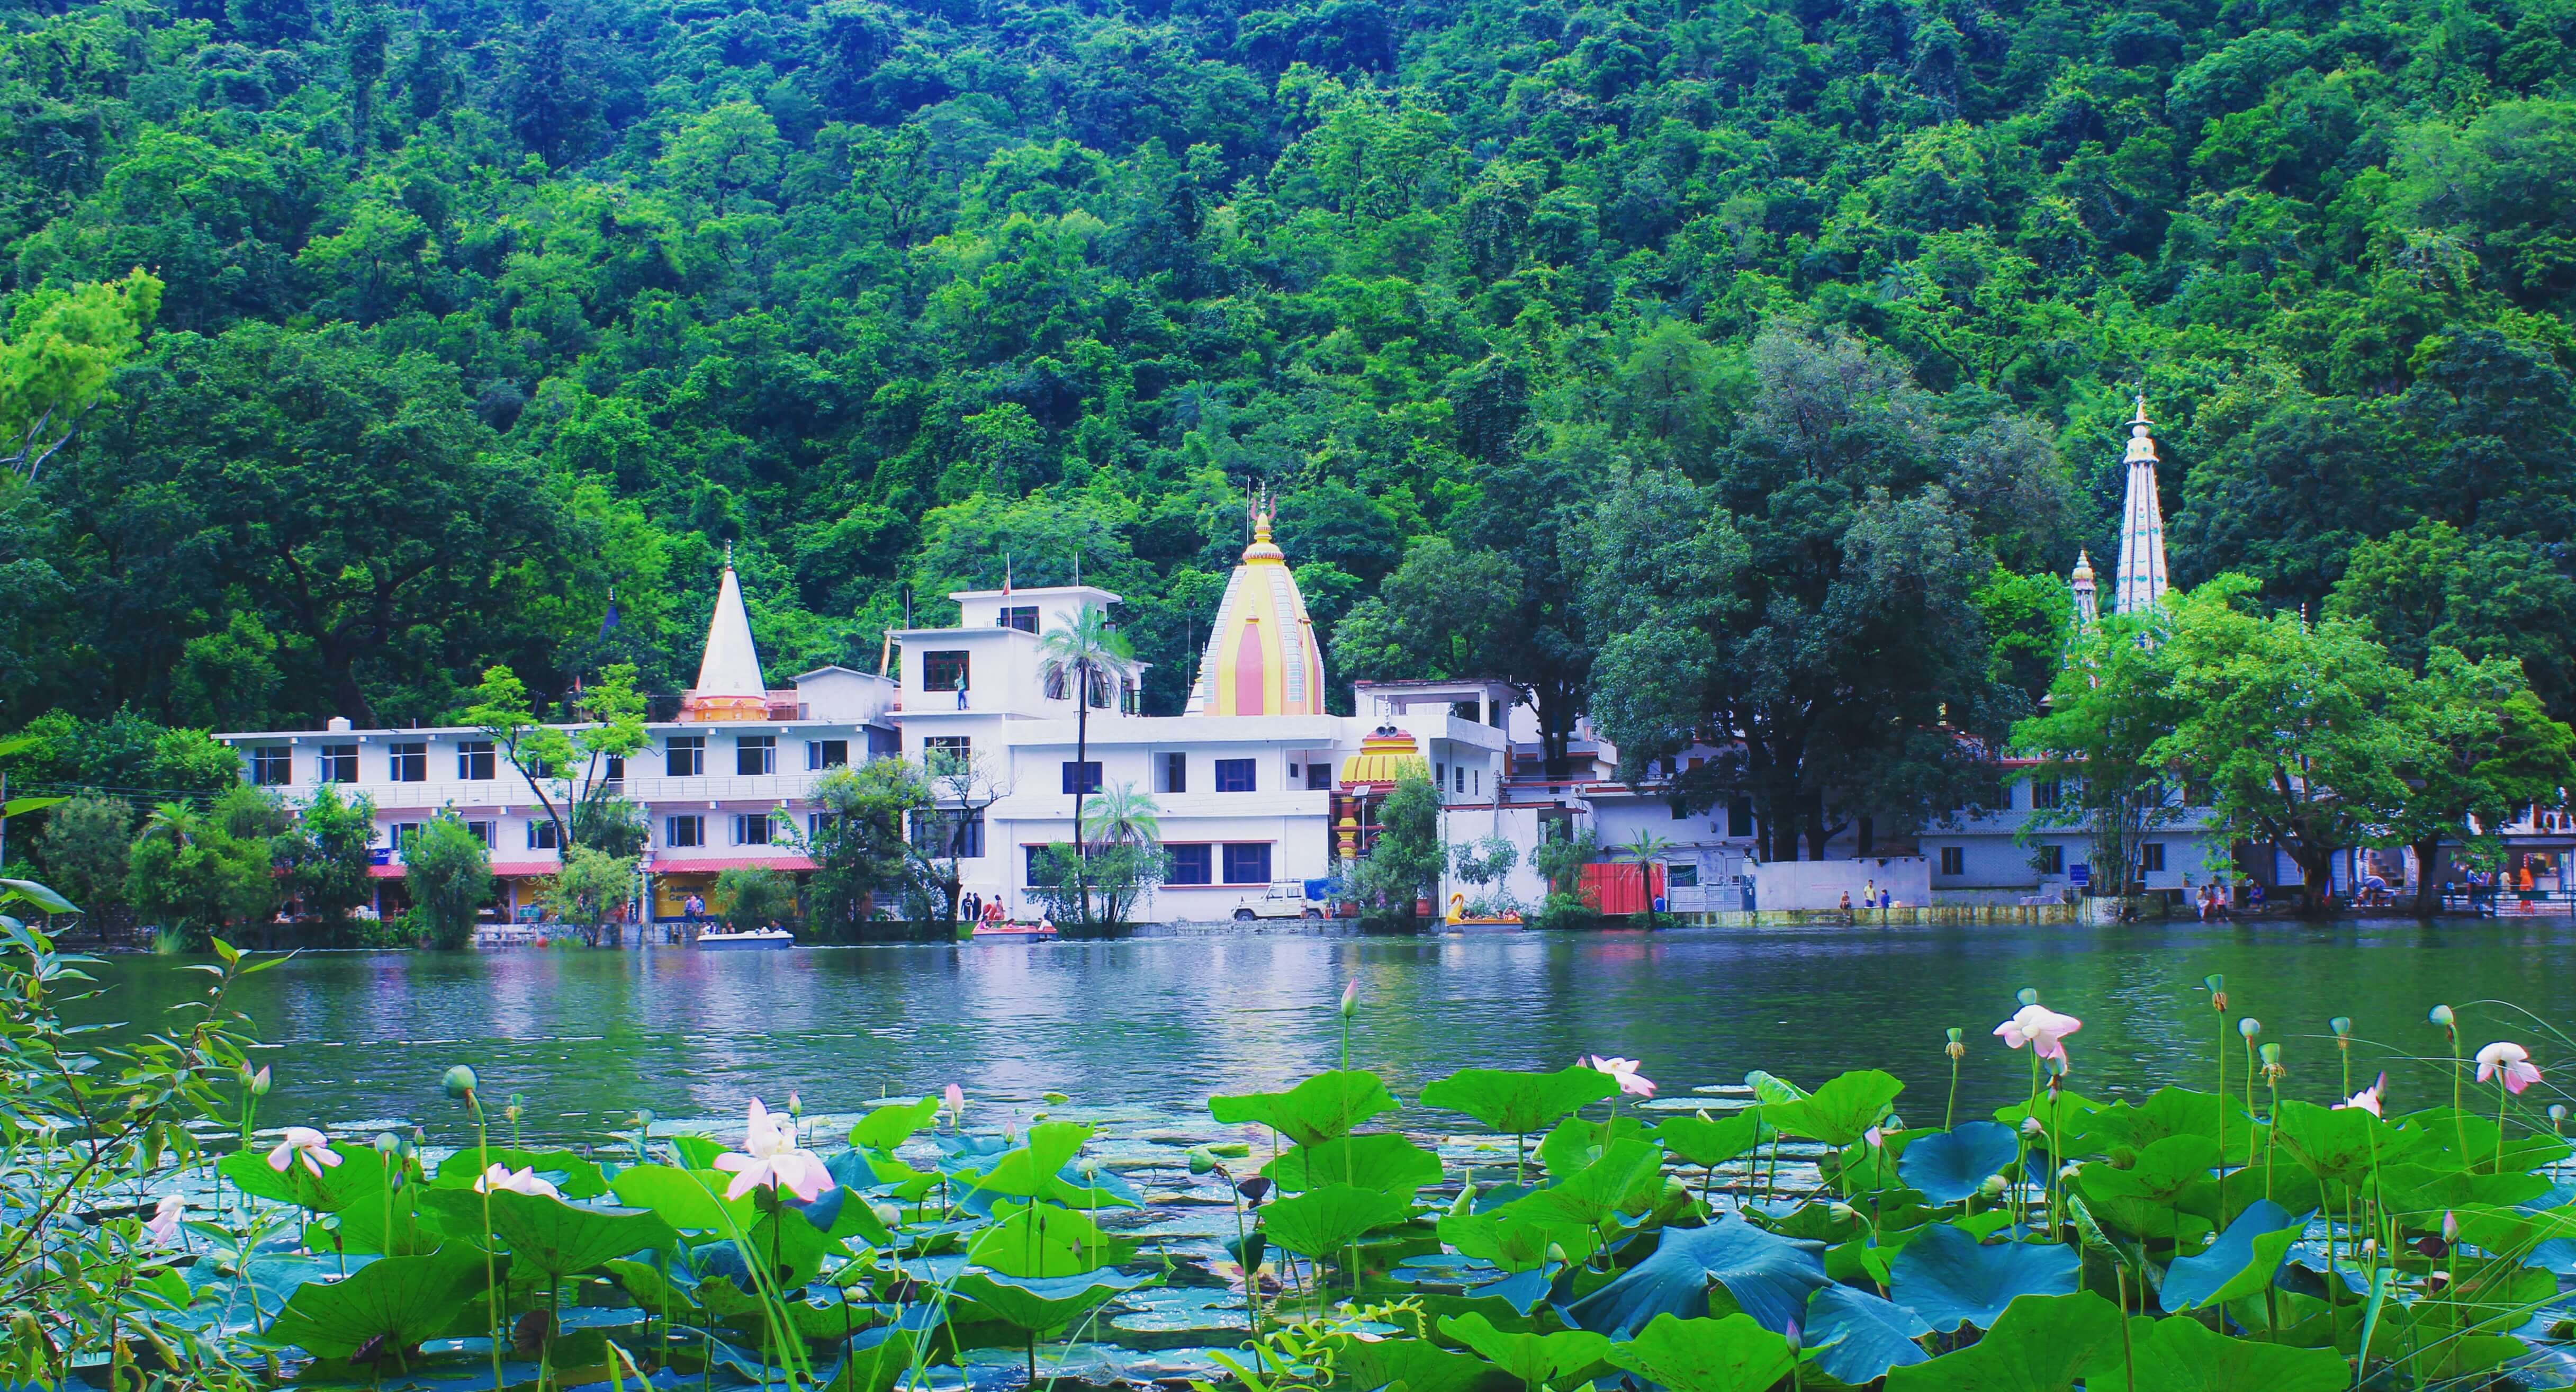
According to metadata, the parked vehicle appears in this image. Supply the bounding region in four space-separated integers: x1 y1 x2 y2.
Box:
1232 881 1327 920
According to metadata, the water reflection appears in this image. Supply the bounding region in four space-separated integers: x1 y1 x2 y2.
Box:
66 919 2576 1144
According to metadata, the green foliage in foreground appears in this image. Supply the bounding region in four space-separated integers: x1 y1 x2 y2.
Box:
11 919 2576 1392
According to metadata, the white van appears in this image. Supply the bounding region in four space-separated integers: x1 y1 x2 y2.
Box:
1231 881 1327 920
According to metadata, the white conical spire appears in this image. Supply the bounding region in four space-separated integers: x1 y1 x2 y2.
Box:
2112 393 2168 616
2069 547 2098 630
692 550 766 699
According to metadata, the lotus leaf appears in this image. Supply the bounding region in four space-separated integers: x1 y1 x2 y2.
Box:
220 1143 390 1213
1044 1162 1145 1209
1259 1183 1417 1258
1805 1283 1933 1384
1745 1071 1810 1106
1537 1114 1652 1178
605 1257 708 1322
1559 1217 1828 1339
1883 1292 2123 1392
2090 1088 2250 1162
968 1199 1139 1277
2379 1160 2552 1214
1656 1112 1764 1168
1603 1313 1793 1392
1436 1310 1612 1389
487 1189 677 1278
1888 1224 2078 1331
1898 1122 2021 1205
960 1121 1096 1199
433 1145 607 1198
1439 1208 1597 1272
1417 1066 1617 1135
609 1164 750 1232
1467 1265 1559 1315
1264 1133 1445 1197
2079 1134 2221 1209
824 1324 923 1392
1330 1334 1513 1392
1994 1090 2106 1148
1210 1070 1399 1145
1763 1070 1904 1147
2452 1202 2576 1264
850 1097 942 1152
954 1269 1150 1335
1511 1138 1664 1229
2084 1310 2349 1392
2269 1099 2403 1191
2160 1200 2300 1310
261 1249 483 1358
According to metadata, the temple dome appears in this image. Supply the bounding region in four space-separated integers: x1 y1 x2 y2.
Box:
682 556 769 721
1184 510 1328 717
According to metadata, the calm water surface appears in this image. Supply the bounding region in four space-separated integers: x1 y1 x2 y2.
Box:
68 920 2576 1144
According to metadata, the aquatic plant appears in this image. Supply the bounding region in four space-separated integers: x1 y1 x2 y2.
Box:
16 919 2576 1392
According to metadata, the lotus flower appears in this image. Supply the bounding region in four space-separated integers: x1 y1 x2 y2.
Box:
2335 1073 2386 1117
266 1126 341 1177
475 1164 561 1199
1582 1055 1656 1098
144 1194 184 1243
943 1083 966 1126
2475 1041 2543 1094
1339 980 1360 1018
1994 1004 2084 1062
713 1099 836 1201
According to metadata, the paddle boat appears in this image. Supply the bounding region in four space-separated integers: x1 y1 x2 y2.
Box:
692 926 796 950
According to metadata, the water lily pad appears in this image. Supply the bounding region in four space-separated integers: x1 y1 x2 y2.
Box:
1898 1123 2021 1205
1762 1070 1904 1148
1604 1313 1793 1392
1259 1183 1416 1258
953 1269 1151 1335
851 1098 941 1152
1510 1138 1664 1230
1658 1112 1764 1169
1560 1218 1829 1339
1440 1208 1597 1272
2085 1309 2349 1392
1417 1067 1617 1136
1805 1283 1933 1384
1887 1223 2078 1332
1264 1133 1444 1197
1327 1334 1509 1392
1209 1071 1398 1145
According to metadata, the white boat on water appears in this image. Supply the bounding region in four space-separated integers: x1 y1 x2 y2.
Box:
692 927 796 950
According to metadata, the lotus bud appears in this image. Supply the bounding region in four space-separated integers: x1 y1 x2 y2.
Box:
2430 1004 2456 1029
2239 1017 2260 1039
1863 1127 1884 1149
2360 1237 2377 1259
250 1065 272 1097
2551 1104 2568 1135
2021 1117 2046 1137
442 1065 479 1100
1546 1242 1570 1265
1979 1174 2010 1198
788 1092 803 1119
1187 1146 1217 1175
871 1202 902 1228
2330 1016 2354 1048
373 1131 399 1156
1784 1319 1802 1353
2444 1210 2460 1243
1340 979 1361 1019
2016 988 2039 1007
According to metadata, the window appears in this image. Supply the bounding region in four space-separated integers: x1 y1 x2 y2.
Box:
1160 752 1187 794
466 820 494 847
528 820 561 851
2140 842 2166 873
732 813 773 846
1024 843 1075 885
1435 762 1445 790
1673 797 1690 820
1222 843 1272 885
915 809 985 859
808 811 833 839
1668 864 1700 887
605 755 625 783
1727 797 1753 838
248 747 292 786
806 740 849 770
1167 843 1213 885
737 735 775 776
2031 779 2061 811
1061 761 1102 795
319 744 358 783
1940 847 1965 876
389 822 422 852
1308 762 1332 791
666 814 706 849
457 740 496 781
1214 759 1256 793
2037 845 2064 875
924 736 971 774
997 605 1037 633
666 736 705 778
922 651 970 692
390 742 426 783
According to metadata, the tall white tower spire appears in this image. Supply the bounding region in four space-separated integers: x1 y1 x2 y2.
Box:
2112 392 2168 616
2069 548 2097 630
683 554 769 720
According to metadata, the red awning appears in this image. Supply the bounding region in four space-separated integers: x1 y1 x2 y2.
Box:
367 864 403 879
368 861 561 879
651 856 817 874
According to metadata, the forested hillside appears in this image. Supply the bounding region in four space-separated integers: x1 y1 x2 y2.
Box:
0 0 2572 797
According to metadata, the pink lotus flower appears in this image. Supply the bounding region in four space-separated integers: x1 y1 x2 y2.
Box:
144 1195 184 1243
266 1127 341 1177
2335 1073 2388 1117
2476 1041 2543 1094
713 1099 836 1202
1994 1004 2084 1063
1582 1055 1656 1098
943 1083 967 1126
475 1164 560 1199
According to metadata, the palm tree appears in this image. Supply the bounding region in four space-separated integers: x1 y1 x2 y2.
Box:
1035 607 1135 927
1617 830 1675 929
1081 782 1161 851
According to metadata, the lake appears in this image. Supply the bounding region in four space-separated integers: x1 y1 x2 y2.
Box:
65 918 2576 1146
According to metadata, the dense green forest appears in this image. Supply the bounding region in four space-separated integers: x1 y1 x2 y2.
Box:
1 0 2573 811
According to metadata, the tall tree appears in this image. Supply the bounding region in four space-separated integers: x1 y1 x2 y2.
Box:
1034 607 1134 929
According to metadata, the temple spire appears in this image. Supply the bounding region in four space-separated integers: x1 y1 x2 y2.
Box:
683 556 768 719
2112 392 2168 616
2069 548 2097 630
